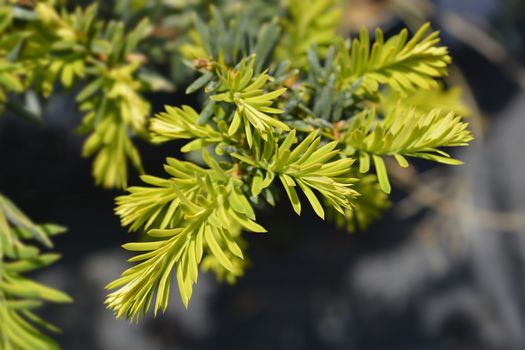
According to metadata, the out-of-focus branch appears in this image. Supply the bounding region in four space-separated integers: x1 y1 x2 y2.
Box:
392 0 525 89
388 159 525 233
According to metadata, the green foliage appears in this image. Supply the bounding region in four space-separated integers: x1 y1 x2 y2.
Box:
381 84 471 117
0 194 71 350
106 3 473 321
337 23 451 96
212 57 289 147
275 0 342 67
327 173 390 232
231 130 357 218
149 104 222 147
0 0 473 327
344 106 473 193
107 155 263 320
0 1 155 188
113 0 282 82
79 62 149 188
0 6 23 108
201 230 248 285
178 3 282 69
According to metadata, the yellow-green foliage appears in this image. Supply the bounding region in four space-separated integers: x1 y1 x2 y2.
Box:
0 0 473 325
0 1 153 188
0 194 71 350
150 105 222 145
0 7 23 107
337 23 451 96
381 84 470 117
275 0 342 67
79 63 149 188
327 173 391 233
344 106 473 193
107 154 266 319
107 4 472 320
212 57 289 147
231 130 358 218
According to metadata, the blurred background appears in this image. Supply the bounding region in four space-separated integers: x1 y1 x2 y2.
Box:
2 0 525 349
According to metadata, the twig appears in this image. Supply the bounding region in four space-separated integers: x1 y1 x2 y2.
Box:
389 160 525 233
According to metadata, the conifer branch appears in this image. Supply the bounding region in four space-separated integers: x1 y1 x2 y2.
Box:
275 0 342 67
380 85 470 117
0 2 153 189
0 194 71 350
212 57 289 147
344 107 473 193
0 0 475 327
327 173 391 232
232 130 358 219
104 3 473 319
149 105 222 147
337 23 451 96
107 155 264 320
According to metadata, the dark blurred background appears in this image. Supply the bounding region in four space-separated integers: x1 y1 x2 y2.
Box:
2 0 525 349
